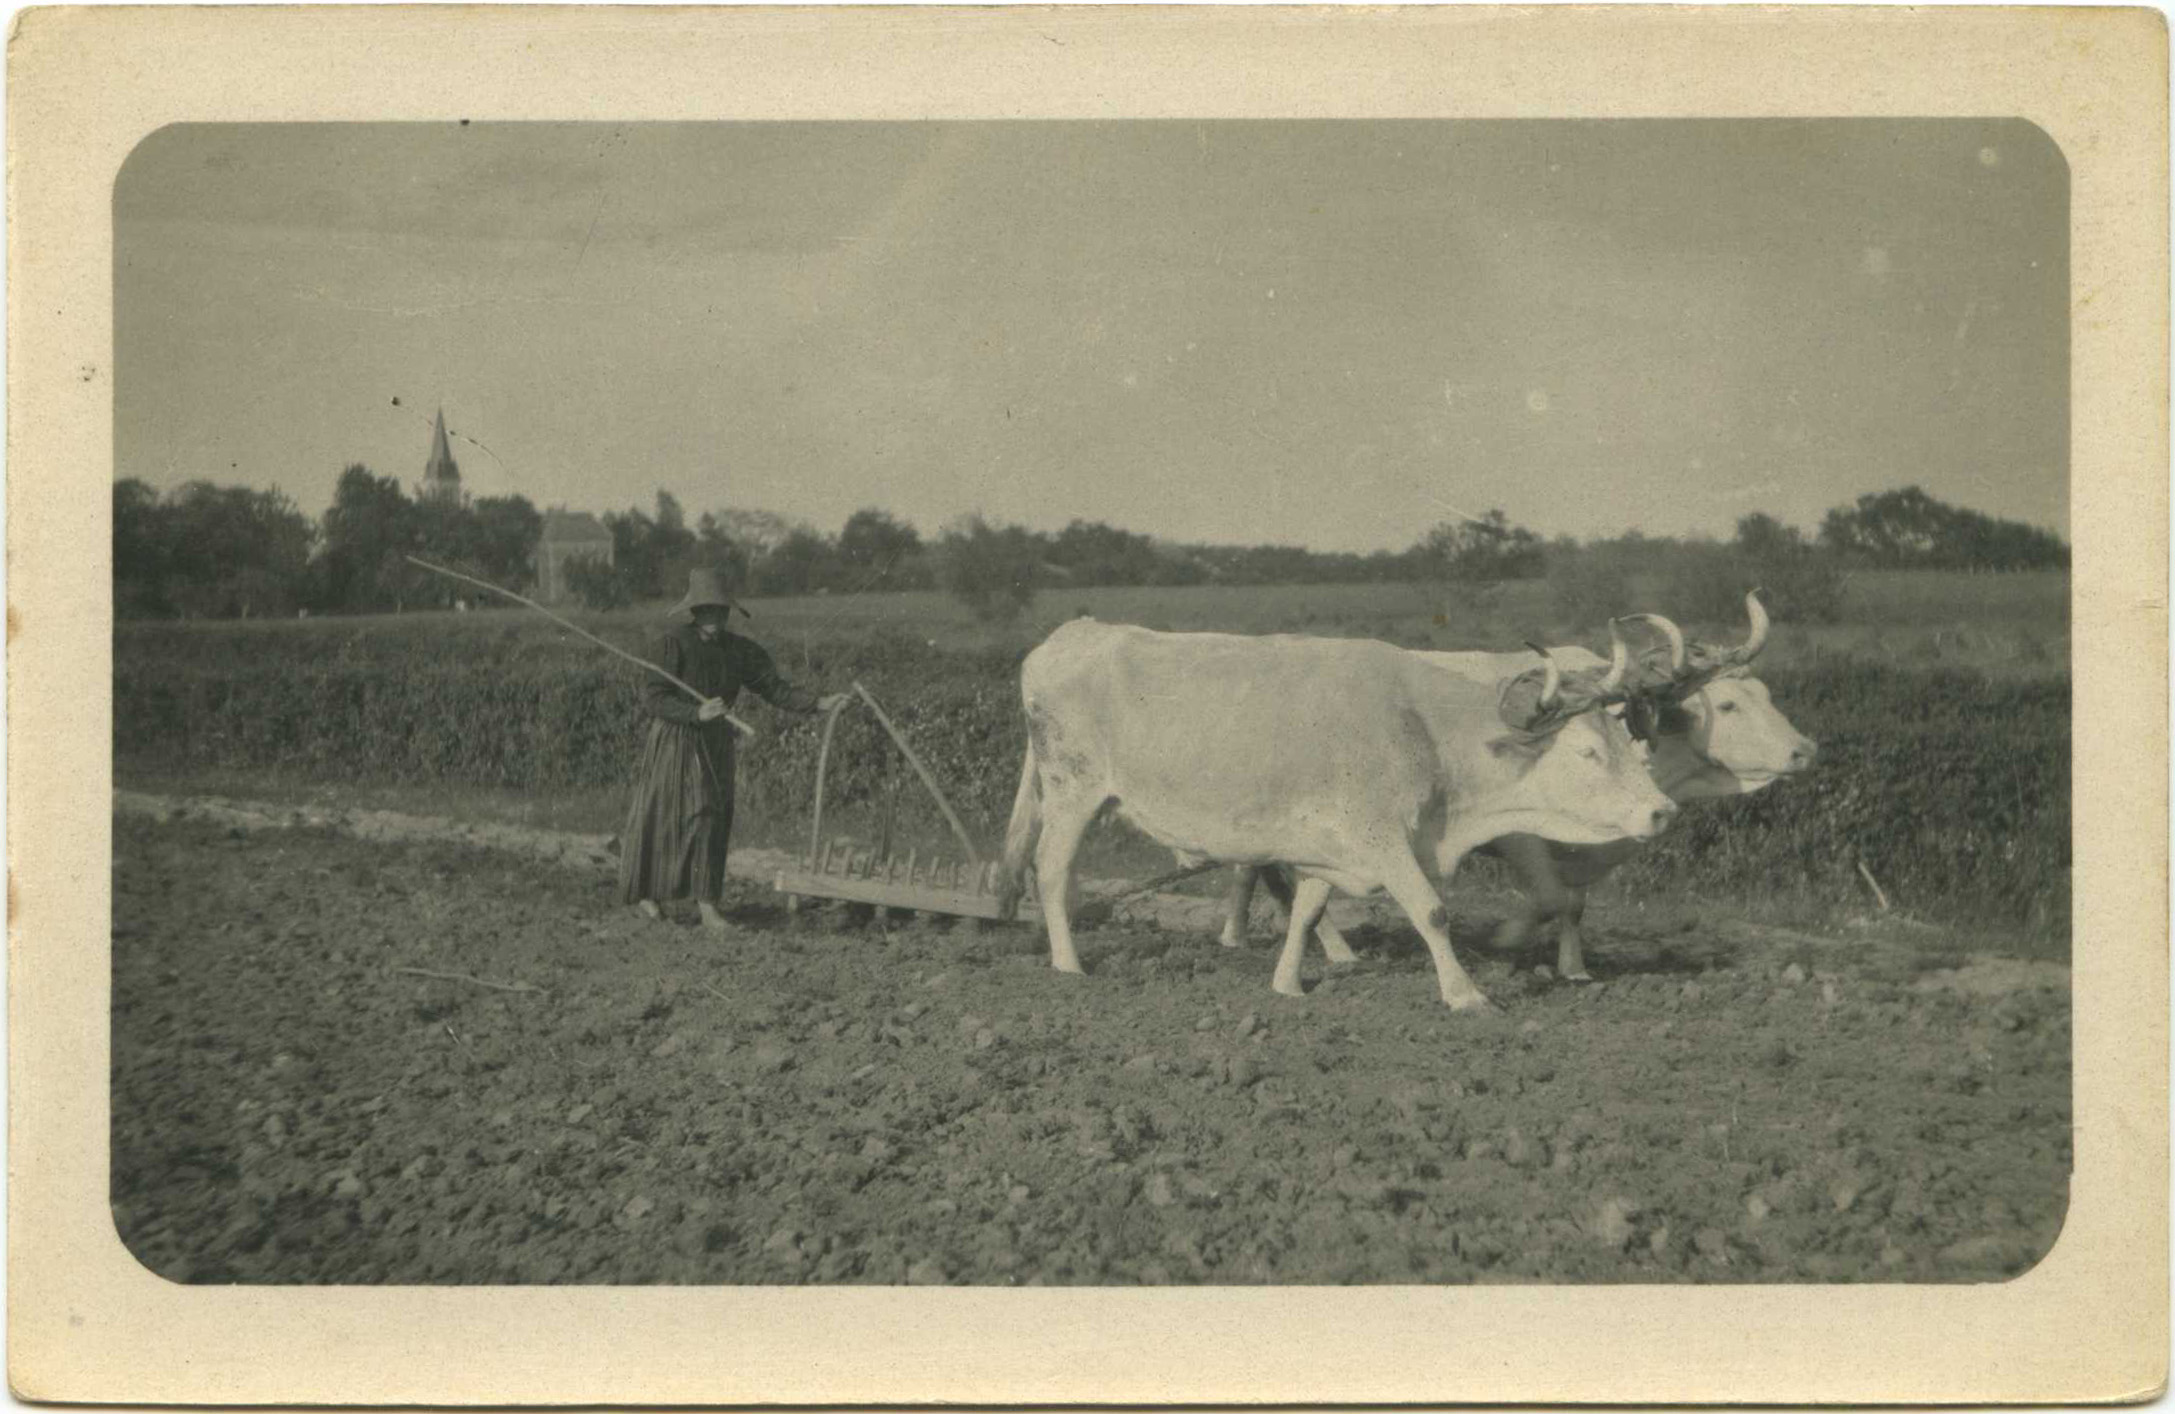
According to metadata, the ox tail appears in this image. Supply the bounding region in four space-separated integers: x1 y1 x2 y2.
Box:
995 736 1041 921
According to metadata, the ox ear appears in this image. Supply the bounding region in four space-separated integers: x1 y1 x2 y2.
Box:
1496 661 1563 733
1486 730 1549 762
1656 698 1698 736
1668 648 1742 699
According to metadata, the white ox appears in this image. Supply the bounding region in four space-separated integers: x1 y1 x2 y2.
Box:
1222 594 1816 981
996 620 1679 1010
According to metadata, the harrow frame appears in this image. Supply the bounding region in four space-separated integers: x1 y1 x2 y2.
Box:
771 681 1028 921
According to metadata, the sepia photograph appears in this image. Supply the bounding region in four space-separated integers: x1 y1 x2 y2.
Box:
11 6 2165 1407
107 115 2074 1287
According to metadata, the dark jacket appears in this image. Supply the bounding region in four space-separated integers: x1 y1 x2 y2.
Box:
644 625 823 741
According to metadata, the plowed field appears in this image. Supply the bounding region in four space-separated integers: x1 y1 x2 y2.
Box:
112 812 2069 1286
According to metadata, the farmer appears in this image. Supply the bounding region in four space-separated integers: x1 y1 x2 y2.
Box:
620 568 848 929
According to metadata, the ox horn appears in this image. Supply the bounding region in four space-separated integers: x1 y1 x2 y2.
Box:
1734 589 1770 663
1620 612 1687 675
1524 642 1562 709
1598 619 1630 692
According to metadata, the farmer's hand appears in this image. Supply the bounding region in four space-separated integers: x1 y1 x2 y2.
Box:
696 697 728 723
818 692 851 713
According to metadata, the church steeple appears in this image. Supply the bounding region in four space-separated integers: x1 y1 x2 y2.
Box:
422 406 462 504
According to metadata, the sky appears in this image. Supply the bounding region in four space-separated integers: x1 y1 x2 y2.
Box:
114 120 2068 554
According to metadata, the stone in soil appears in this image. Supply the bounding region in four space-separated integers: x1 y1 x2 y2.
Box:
1591 1197 1639 1251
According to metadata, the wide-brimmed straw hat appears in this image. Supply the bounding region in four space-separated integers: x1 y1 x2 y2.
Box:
667 568 736 620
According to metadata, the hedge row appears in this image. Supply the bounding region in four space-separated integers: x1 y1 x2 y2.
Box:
115 647 2069 942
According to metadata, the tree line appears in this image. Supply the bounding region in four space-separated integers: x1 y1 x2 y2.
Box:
113 469 2069 622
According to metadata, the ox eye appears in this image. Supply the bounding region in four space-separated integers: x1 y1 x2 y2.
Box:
1717 701 1737 713
1578 744 1600 761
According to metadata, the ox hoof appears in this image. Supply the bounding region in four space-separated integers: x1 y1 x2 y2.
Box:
1271 977 1305 998
1217 934 1244 950
1444 992 1500 1014
1563 970 1593 984
634 900 663 923
1051 960 1086 977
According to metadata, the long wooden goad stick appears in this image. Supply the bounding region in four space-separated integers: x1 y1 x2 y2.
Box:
403 555 755 737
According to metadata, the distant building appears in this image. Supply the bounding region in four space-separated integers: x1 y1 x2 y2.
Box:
421 407 463 505
537 510 615 602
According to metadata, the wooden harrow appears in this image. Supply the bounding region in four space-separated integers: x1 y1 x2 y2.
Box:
773 681 1031 922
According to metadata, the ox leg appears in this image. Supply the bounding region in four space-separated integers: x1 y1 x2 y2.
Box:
1311 903 1359 967
1489 907 1539 955
1486 835 1547 955
1218 866 1258 949
1554 887 1593 983
1034 796 1099 976
1518 865 1588 984
1271 875 1335 997
1380 857 1495 1012
1260 865 1358 964
1490 834 1572 970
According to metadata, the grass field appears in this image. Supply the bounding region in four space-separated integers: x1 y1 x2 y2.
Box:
122 570 2070 678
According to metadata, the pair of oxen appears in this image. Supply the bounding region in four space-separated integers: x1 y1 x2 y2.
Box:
996 594 1816 1011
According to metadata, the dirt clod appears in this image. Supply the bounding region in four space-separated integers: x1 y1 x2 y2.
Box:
1592 1198 1638 1250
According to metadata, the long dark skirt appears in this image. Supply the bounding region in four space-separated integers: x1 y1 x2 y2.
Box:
617 719 735 906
